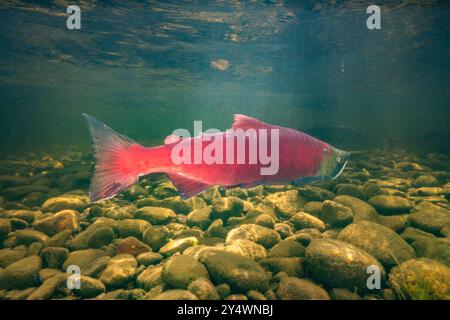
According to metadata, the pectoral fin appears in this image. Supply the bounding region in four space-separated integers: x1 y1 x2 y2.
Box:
167 173 211 199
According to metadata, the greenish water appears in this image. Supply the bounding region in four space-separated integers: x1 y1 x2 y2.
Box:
0 1 449 152
0 1 450 301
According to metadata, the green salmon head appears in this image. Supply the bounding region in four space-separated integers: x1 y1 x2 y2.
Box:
318 146 350 180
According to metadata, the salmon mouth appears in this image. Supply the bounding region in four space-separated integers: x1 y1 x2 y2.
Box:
330 152 349 179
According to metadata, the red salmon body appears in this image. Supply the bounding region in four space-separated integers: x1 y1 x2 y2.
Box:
83 114 349 201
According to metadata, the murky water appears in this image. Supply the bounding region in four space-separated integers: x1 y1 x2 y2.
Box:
0 1 449 300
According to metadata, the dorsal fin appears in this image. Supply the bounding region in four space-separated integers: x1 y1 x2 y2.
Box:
231 114 269 130
164 134 181 145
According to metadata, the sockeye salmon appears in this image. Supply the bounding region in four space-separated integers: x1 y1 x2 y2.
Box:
83 113 349 202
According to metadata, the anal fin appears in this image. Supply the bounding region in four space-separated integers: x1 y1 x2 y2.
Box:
167 173 211 199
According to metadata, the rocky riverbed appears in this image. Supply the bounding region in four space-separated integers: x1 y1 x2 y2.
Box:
0 147 449 300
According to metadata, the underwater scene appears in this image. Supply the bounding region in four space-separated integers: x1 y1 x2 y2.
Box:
0 0 449 302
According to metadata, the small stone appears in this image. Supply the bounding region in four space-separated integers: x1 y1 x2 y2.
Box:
389 258 450 300
159 237 198 256
116 237 150 257
87 226 115 249
290 212 326 231
33 210 79 236
162 255 209 289
0 255 42 289
42 195 87 213
2 185 50 201
368 195 413 215
259 257 303 277
211 196 244 220
276 277 330 300
334 184 367 200
42 229 72 248
76 276 106 299
99 254 137 289
338 221 416 270
199 251 270 293
267 240 306 258
320 200 353 228
21 192 50 208
41 247 69 269
333 195 379 222
122 184 149 201
63 249 108 271
408 210 450 236
115 219 150 239
0 246 27 268
414 175 439 187
305 238 385 294
329 288 361 300
136 252 163 266
152 289 198 300
136 265 163 290
187 277 220 300
0 218 12 239
226 224 280 249
303 201 323 217
225 239 267 260
142 226 171 251
187 207 212 230
15 229 49 245
134 206 176 225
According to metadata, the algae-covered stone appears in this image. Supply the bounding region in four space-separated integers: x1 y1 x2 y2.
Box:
87 226 115 249
329 288 361 300
334 184 367 200
269 190 306 218
0 218 12 239
298 186 335 202
276 277 330 300
162 255 209 289
389 258 450 300
305 238 385 293
411 237 450 267
42 195 87 213
338 221 416 269
199 251 270 293
142 225 171 251
136 265 163 290
136 252 163 266
407 210 450 236
321 200 353 228
15 229 49 245
152 289 198 300
0 255 42 289
290 212 326 231
226 224 280 249
334 195 379 222
134 206 176 225
42 229 72 248
75 275 105 299
187 207 212 230
0 246 27 268
115 219 150 239
40 247 69 269
187 277 220 300
99 254 137 289
33 209 79 236
303 201 323 217
62 249 108 271
414 175 439 187
368 195 413 215
267 240 306 258
2 185 50 201
211 196 244 220
225 239 267 260
259 257 303 277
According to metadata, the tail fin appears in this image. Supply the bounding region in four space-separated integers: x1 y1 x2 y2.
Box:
83 113 140 202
